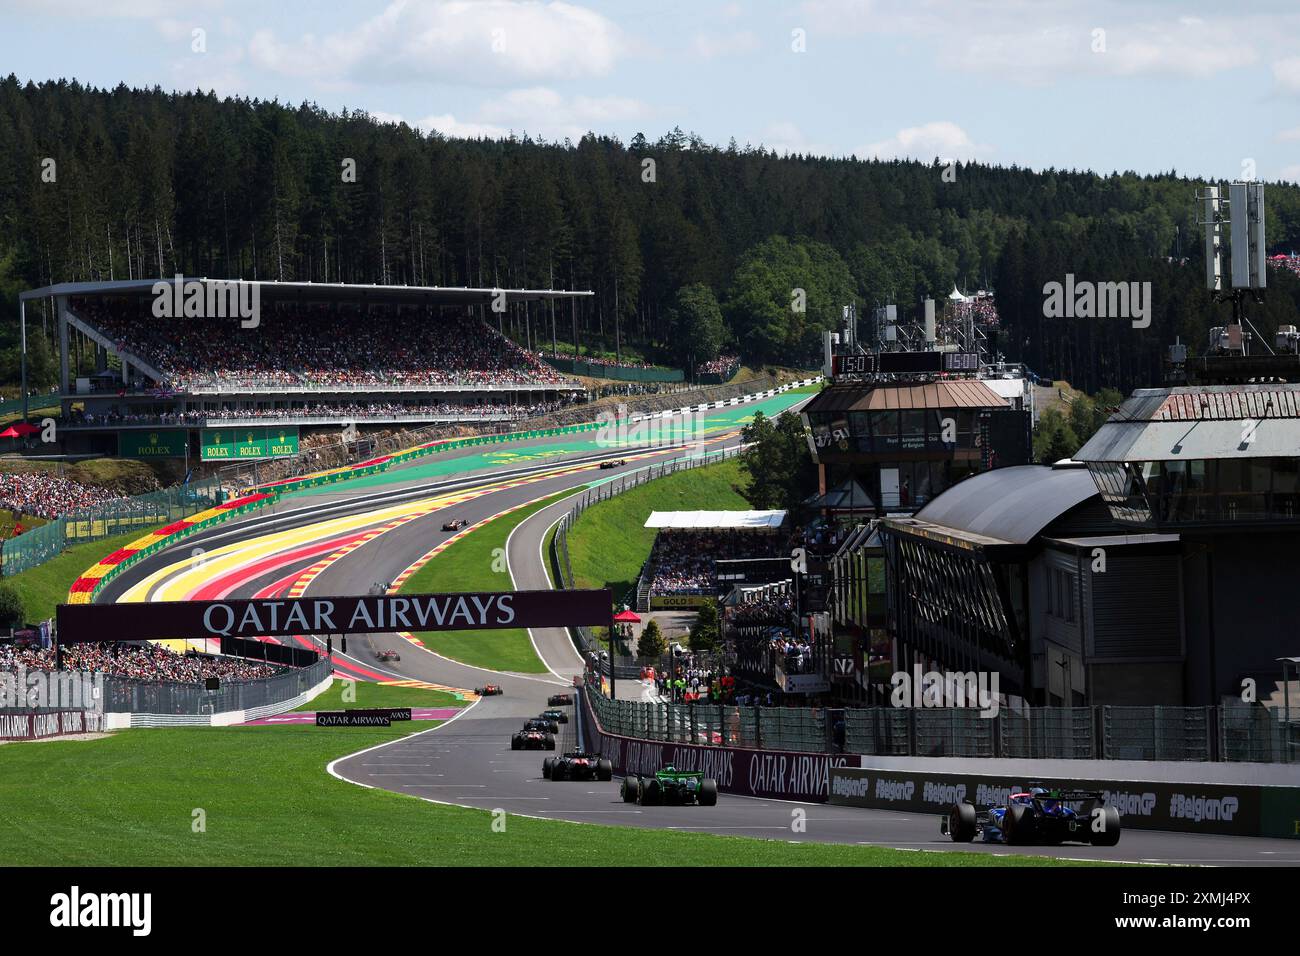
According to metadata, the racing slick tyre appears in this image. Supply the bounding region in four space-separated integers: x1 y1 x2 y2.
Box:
948 801 978 842
621 776 640 803
640 778 663 806
1089 805 1122 846
511 735 522 751
544 734 556 750
699 778 719 807
551 761 567 781
596 758 613 782
542 758 555 779
1002 803 1036 845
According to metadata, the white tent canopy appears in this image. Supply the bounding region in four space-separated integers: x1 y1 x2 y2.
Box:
644 510 787 530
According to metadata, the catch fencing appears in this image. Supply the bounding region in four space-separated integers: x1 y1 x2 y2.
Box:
553 445 744 676
588 686 1298 763
98 656 331 718
1 474 224 576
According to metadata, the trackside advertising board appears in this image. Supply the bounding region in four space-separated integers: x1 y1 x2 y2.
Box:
578 688 856 801
56 589 612 643
118 429 187 459
829 766 1300 839
200 426 300 461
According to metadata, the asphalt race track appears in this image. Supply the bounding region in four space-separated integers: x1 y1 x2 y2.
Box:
103 396 1300 866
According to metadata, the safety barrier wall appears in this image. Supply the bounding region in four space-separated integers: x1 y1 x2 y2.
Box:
827 765 1300 839
0 708 106 740
585 681 1296 764
579 685 853 802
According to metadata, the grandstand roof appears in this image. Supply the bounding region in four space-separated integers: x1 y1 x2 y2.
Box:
20 278 593 305
644 510 787 530
805 380 1008 414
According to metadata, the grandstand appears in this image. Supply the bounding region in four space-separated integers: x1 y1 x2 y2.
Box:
17 279 593 456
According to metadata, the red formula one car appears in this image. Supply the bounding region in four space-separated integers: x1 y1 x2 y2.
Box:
511 720 556 751
442 517 469 532
375 649 401 662
475 684 503 696
543 751 613 781
547 693 574 707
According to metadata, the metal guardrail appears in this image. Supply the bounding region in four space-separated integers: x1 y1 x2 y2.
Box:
588 687 1297 762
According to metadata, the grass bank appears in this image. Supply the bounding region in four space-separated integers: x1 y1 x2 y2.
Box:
568 457 750 602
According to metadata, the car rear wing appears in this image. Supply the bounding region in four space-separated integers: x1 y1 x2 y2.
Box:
1038 789 1107 802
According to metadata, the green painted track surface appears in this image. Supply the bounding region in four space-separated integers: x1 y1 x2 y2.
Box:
285 392 806 498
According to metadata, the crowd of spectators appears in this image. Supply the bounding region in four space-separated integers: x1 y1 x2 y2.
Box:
70 399 565 427
697 354 739 378
1268 253 1300 278
647 530 783 596
74 300 578 392
0 641 282 684
951 292 1000 328
0 472 128 521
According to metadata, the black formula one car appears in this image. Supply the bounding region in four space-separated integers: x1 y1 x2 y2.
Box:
599 459 626 469
530 715 560 734
941 788 1121 847
475 684 503 696
375 649 401 662
540 709 569 725
621 767 719 806
547 693 573 707
442 517 469 532
543 752 613 781
511 723 556 751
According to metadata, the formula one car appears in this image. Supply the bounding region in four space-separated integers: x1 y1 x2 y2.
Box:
540 709 569 725
442 517 469 532
375 649 401 662
511 722 556 750
543 752 613 781
475 684 503 696
531 715 561 734
941 788 1121 846
620 767 718 806
599 459 626 469
547 693 574 707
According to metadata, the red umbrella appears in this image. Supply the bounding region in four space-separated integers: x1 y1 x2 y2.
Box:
613 610 641 623
10 422 40 436
0 426 21 439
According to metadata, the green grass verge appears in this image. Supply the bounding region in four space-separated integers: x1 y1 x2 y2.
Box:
0 724 1098 866
5 522 166 621
292 679 462 712
397 491 578 673
569 458 751 602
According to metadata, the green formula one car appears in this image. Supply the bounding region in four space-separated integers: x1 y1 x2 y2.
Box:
620 767 718 806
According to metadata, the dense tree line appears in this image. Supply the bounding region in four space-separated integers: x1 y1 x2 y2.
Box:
2 77 1299 392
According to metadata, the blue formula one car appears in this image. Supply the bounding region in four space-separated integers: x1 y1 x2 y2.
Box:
941 788 1121 847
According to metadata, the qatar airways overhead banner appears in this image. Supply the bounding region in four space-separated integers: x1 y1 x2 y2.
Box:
56 589 612 643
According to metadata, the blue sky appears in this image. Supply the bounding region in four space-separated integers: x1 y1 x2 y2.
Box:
3 0 1298 182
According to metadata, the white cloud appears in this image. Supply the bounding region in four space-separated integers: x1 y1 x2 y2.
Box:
1276 126 1300 142
1279 164 1300 183
861 121 991 162
248 1 624 88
